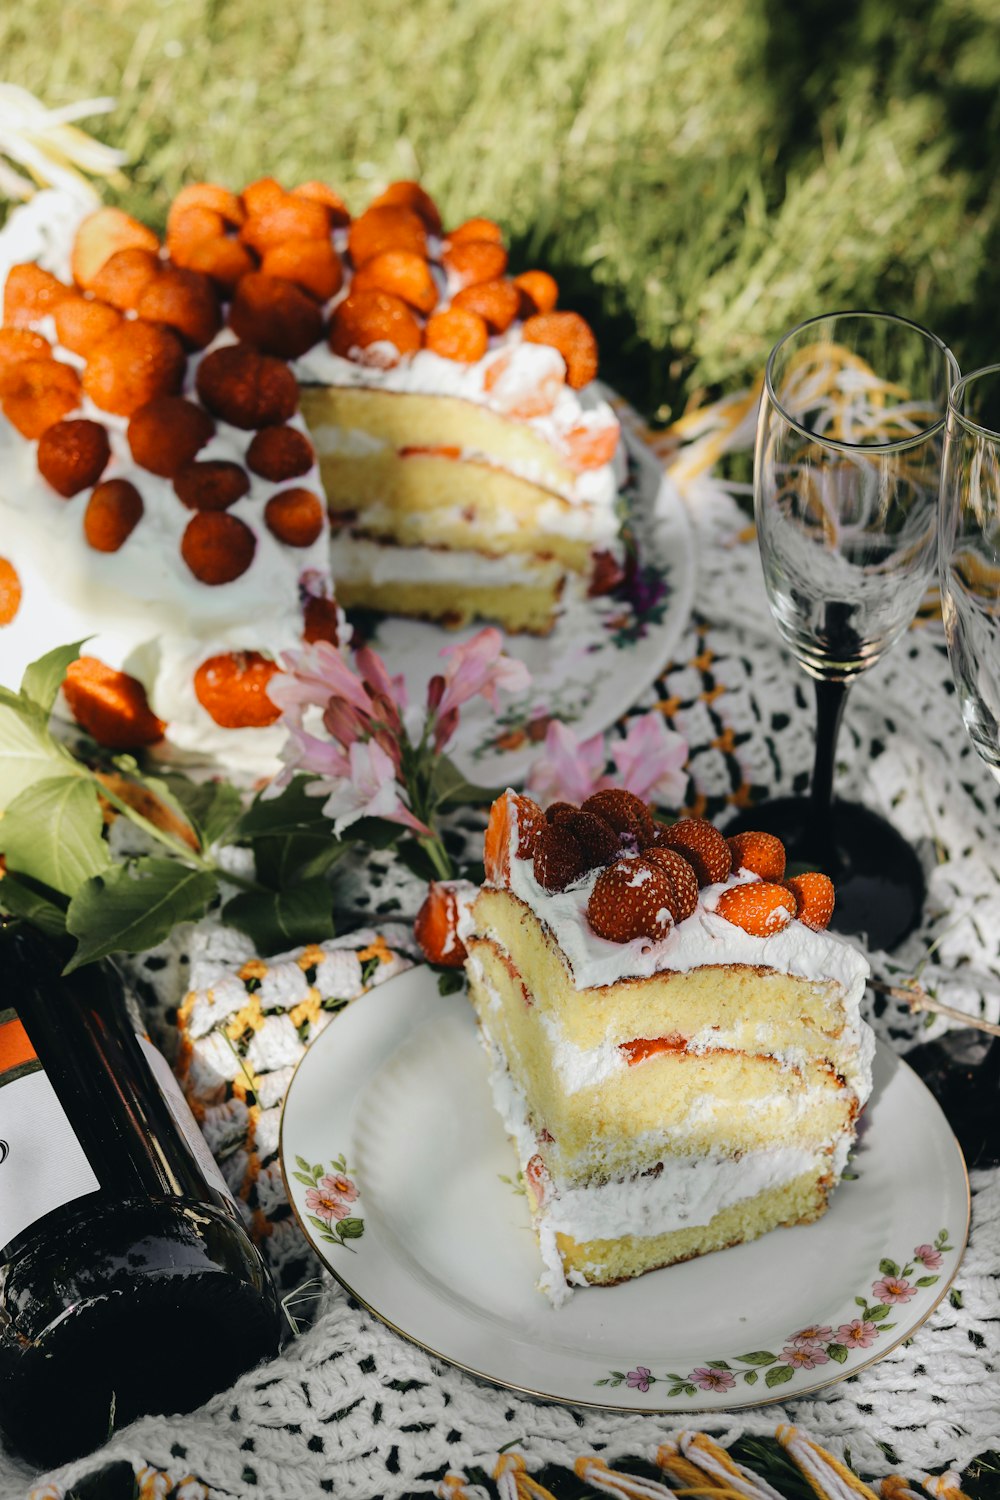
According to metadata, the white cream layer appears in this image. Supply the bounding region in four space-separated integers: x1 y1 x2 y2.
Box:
330 533 569 590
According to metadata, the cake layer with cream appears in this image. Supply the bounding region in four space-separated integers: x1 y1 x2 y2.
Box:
459 789 873 1301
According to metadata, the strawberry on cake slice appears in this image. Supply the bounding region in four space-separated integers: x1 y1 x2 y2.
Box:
447 789 872 1302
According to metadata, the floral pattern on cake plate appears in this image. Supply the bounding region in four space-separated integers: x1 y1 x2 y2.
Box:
280 966 969 1414
344 385 697 787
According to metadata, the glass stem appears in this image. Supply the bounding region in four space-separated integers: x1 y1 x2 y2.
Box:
809 677 849 855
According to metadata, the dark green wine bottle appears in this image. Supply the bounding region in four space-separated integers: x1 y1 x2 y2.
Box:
0 920 283 1468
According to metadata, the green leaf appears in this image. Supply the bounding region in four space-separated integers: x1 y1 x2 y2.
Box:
826 1343 849 1364
252 830 347 891
0 699 77 812
1 776 110 896
0 871 68 936
65 858 217 970
877 1322 896 1331
667 1384 687 1397
307 1214 331 1235
237 775 328 838
594 1379 609 1387
866 1304 890 1321
879 1259 900 1277
855 1296 868 1308
735 1351 777 1365
158 773 242 847
428 754 503 810
336 1217 365 1240
743 1370 758 1386
295 1155 312 1173
949 1288 963 1309
764 1364 794 1388
437 969 465 996
20 639 89 713
915 1275 939 1287
343 816 405 849
223 876 335 955
292 1171 315 1187
706 1361 731 1370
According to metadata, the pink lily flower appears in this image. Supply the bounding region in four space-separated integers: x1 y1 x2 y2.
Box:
526 720 608 807
355 645 404 734
319 740 432 837
436 628 531 716
265 720 351 799
611 713 689 806
272 640 373 717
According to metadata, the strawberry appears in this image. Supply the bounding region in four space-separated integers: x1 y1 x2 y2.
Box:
483 790 546 886
643 847 699 921
369 181 443 237
193 651 282 729
239 193 332 254
0 557 21 625
522 311 598 390
71 208 160 291
447 217 504 246
582 788 653 845
90 248 161 311
351 250 439 316
532 824 588 892
442 239 508 289
83 480 144 553
482 349 563 417
264 488 325 547
423 306 488 363
587 856 675 943
83 322 186 418
246 425 314 481
63 657 164 749
260 239 343 302
37 419 111 498
1 359 81 439
727 830 787 883
715 882 797 936
413 881 468 968
3 264 71 327
173 460 250 512
195 345 298 429
588 549 626 598
545 801 578 823
52 297 122 358
329 289 422 363
523 1153 548 1211
782 872 834 931
452 279 520 334
620 1034 686 1066
136 266 221 350
292 181 351 226
169 183 246 228
561 421 619 470
181 236 256 294
240 177 287 216
166 207 228 265
302 595 341 645
128 396 215 478
228 271 323 359
347 206 427 267
180 512 256 585
557 810 619 871
513 269 558 316
652 818 731 887
0 328 51 380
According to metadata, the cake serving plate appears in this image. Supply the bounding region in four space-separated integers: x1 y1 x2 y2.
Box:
350 390 697 788
280 965 969 1413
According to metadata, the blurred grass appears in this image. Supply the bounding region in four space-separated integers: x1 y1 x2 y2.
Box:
2 0 999 415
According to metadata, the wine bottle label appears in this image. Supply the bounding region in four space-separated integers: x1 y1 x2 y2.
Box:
0 1008 100 1249
136 1036 237 1204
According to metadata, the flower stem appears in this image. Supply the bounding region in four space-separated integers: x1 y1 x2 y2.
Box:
419 835 454 881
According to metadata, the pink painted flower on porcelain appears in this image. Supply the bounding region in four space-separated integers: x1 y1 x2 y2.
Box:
625 1366 652 1392
789 1325 834 1347
320 1172 358 1204
779 1344 830 1369
690 1367 736 1392
305 1182 351 1222
872 1276 916 1304
837 1319 879 1349
913 1244 943 1269
320 739 431 837
526 719 608 806
436 627 531 717
611 712 688 806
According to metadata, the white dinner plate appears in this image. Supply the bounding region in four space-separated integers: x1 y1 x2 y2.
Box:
350 385 697 787
280 965 969 1413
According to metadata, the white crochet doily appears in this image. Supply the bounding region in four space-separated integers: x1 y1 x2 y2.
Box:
10 401 1000 1500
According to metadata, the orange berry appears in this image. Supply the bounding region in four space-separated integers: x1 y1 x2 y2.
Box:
228 271 323 358
128 395 215 478
174 460 250 512
727 830 787 883
239 194 332 255
347 205 427 267
3 263 71 327
0 327 51 381
423 306 488 363
195 344 298 429
414 881 468 968
264 487 325 547
292 181 351 226
169 183 245 228
0 557 22 626
561 421 619 470
329 289 421 363
90 248 161 311
522 311 598 389
651 817 732 887
52 296 123 358
37 419 111 498
180 236 256 294
240 177 288 216
715 882 797 937
643 847 699 921
83 479 144 553
83 321 186 418
260 239 343 302
783 872 835 931
351 250 439 315
193 651 282 728
302 594 341 644
180 511 256 585
587 856 675 943
370 181 443 236
442 239 508 289
513 269 558 316
452 278 520 333
482 349 563 417
71 208 160 291
63 657 165 749
447 217 504 246
136 266 221 350
1 358 81 439
483 790 546 886
246 425 314 481
582 788 654 844
166 207 229 266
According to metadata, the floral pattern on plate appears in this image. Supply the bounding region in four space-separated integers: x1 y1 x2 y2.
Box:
597 1229 954 1395
292 1153 365 1250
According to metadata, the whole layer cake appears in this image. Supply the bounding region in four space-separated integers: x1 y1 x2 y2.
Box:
460 790 872 1301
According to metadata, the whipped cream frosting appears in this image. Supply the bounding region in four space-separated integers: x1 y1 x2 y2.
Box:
329 533 568 590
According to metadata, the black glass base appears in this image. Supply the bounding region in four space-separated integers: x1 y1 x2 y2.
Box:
725 796 925 953
905 1031 1000 1170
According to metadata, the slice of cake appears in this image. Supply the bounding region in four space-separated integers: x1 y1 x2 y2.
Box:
461 789 872 1302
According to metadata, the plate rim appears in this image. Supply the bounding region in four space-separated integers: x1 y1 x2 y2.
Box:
278 966 971 1415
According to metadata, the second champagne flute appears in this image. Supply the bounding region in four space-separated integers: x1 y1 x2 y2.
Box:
727 311 959 951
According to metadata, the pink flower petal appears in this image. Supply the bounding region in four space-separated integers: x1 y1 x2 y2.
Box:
611 712 688 806
526 720 607 807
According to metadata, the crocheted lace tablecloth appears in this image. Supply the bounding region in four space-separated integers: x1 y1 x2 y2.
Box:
11 396 1000 1500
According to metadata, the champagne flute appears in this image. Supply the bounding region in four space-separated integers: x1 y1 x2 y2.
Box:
727 312 959 951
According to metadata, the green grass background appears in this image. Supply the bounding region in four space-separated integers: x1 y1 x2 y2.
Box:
3 0 998 415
